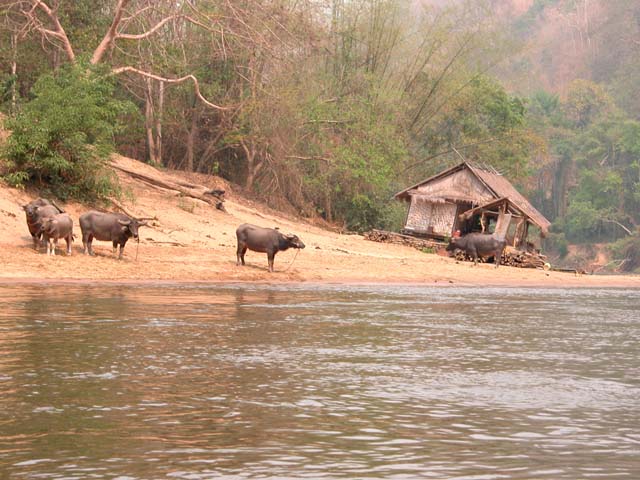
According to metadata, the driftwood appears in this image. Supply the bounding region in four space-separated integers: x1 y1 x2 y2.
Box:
110 161 226 211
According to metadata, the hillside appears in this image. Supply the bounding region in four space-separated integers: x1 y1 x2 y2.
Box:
0 154 638 288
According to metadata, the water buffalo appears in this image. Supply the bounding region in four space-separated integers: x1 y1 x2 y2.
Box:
22 199 64 250
236 223 305 272
41 213 74 256
79 211 147 259
447 232 507 268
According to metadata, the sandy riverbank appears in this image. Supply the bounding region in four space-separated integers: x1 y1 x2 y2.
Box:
1 155 638 289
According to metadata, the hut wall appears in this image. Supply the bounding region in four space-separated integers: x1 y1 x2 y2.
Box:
405 199 457 236
406 200 432 232
414 168 494 204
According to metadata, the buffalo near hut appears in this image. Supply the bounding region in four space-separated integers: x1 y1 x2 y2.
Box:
22 198 64 250
236 223 305 272
41 213 74 256
79 211 147 259
447 232 507 268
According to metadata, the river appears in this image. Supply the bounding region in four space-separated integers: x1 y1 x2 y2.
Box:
0 284 638 479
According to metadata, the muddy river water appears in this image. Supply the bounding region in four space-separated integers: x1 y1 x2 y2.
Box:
0 284 638 479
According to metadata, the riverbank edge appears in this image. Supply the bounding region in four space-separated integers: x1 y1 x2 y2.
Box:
1 276 638 289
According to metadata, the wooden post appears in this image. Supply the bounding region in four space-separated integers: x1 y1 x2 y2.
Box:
513 218 525 247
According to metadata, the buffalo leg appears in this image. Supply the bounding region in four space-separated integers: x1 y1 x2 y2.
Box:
32 235 39 250
118 240 128 259
267 252 276 272
83 234 94 255
237 245 247 266
112 241 118 256
65 235 72 255
471 249 478 266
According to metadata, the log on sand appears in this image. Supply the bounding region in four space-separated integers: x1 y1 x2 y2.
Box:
109 160 226 211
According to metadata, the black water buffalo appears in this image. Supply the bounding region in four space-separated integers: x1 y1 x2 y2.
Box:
79 211 147 259
236 223 305 272
447 232 507 268
41 213 74 256
22 198 64 250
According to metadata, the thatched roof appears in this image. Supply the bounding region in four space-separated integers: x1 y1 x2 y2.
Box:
395 162 551 233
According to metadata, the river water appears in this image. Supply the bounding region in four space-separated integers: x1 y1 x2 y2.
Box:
0 284 638 479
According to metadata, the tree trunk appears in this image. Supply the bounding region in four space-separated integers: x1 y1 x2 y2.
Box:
242 141 263 190
156 81 164 166
145 84 158 165
185 106 201 172
144 78 163 166
10 33 17 113
324 188 333 223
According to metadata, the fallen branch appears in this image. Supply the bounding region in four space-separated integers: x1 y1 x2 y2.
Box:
109 159 226 211
110 197 157 221
146 240 186 247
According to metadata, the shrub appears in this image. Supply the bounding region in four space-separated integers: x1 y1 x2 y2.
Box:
609 234 640 272
543 232 569 258
2 63 133 202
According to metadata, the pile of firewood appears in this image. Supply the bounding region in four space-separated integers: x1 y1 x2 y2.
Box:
454 246 548 269
364 229 446 251
501 247 548 269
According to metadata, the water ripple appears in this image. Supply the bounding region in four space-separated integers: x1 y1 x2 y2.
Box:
0 284 638 479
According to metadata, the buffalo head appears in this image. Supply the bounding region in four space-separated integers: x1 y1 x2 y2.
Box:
23 203 39 220
446 237 460 252
118 218 148 239
284 233 305 249
40 217 55 235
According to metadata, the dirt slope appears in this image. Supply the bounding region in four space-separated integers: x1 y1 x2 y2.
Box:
0 154 638 288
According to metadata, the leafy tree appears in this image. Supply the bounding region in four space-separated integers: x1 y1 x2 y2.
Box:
563 79 613 129
2 63 133 201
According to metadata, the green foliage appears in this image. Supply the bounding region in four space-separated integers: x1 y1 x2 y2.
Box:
299 88 410 232
526 76 640 246
563 80 613 129
609 234 640 272
0 73 17 110
420 75 539 179
563 200 601 242
543 231 569 258
2 63 133 201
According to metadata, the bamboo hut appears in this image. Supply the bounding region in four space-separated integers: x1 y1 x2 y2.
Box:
394 162 551 249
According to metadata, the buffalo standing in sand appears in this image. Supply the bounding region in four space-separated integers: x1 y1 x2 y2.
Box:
79 211 147 259
236 223 305 272
447 232 507 268
41 213 74 256
22 198 64 250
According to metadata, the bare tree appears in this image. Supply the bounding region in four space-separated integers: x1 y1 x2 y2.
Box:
12 0 230 104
